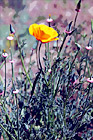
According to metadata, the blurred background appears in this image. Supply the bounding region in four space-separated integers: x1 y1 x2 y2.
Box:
0 0 93 49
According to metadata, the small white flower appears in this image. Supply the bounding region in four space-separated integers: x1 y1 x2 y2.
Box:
13 89 19 94
7 36 14 40
2 53 8 58
46 18 53 23
46 14 53 23
85 46 92 50
87 78 93 83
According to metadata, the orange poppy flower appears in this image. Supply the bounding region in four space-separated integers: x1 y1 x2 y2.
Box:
29 23 59 43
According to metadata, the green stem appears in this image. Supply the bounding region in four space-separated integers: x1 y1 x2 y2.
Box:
58 34 67 57
15 35 32 90
19 48 32 89
28 50 33 74
53 73 55 96
67 50 79 92
38 42 42 70
38 42 49 86
15 94 19 140
36 41 39 69
0 124 16 140
0 74 3 84
74 11 78 27
10 48 14 89
48 42 50 68
84 50 88 76
0 55 9 70
4 58 6 96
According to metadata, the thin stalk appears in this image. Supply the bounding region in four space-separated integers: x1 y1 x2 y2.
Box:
57 40 59 53
0 124 16 140
54 72 61 97
0 55 9 70
29 70 42 101
38 42 42 70
58 34 67 57
48 43 50 68
74 12 78 28
10 48 14 88
15 35 32 89
66 50 79 95
0 74 3 84
36 41 39 69
19 48 32 89
45 43 48 72
15 94 19 140
45 43 47 59
38 42 49 86
48 22 50 27
4 58 6 96
86 76 91 101
28 50 33 74
84 50 88 76
53 73 55 97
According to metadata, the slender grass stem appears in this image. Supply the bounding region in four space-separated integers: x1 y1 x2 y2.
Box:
57 40 59 53
67 50 79 92
15 94 19 140
19 48 32 89
4 58 6 96
74 12 78 27
48 42 50 68
29 70 41 100
45 43 48 72
36 41 39 69
38 42 42 70
28 49 33 74
84 50 88 76
15 35 32 90
10 48 14 88
45 43 47 59
0 55 10 70
53 73 55 96
38 42 49 86
0 124 16 140
0 74 3 84
58 34 67 57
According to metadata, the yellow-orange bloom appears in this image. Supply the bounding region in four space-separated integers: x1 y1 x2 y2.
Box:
29 23 59 43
